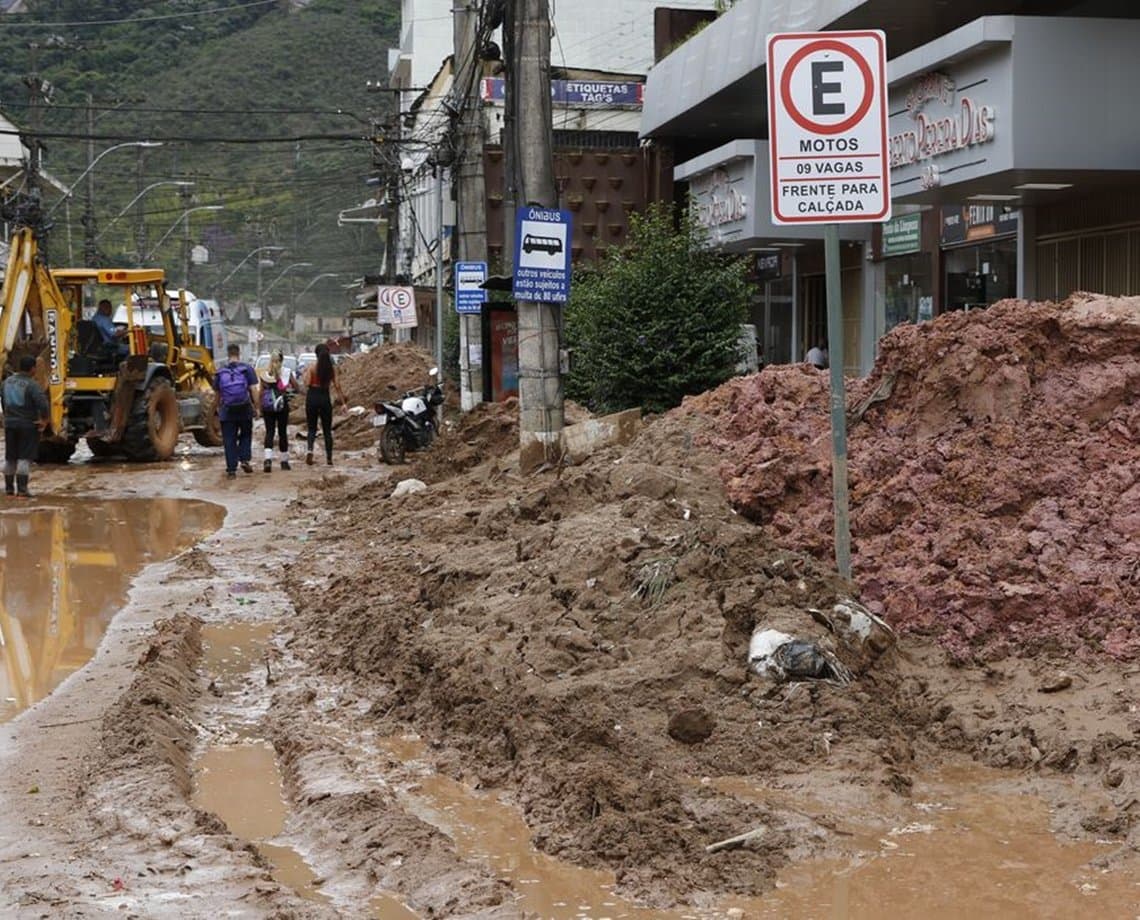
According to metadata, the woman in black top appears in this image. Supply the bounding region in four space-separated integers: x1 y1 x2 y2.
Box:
300 343 347 465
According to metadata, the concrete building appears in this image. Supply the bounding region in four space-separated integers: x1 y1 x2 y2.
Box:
642 0 1140 375
386 0 716 404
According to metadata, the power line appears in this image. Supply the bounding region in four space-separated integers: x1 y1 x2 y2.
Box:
0 128 366 144
0 0 278 29
1 99 372 123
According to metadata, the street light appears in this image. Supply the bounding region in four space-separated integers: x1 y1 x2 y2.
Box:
294 272 345 300
142 205 225 261
262 262 314 299
95 180 195 242
217 245 285 289
46 140 164 218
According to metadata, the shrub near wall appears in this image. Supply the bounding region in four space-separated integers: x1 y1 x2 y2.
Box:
565 204 752 414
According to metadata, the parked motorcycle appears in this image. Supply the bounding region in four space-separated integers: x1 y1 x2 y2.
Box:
374 368 444 464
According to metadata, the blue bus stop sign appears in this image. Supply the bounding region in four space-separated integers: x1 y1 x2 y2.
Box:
454 261 487 314
512 206 572 303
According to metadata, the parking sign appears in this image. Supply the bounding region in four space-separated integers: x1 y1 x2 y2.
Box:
767 31 890 224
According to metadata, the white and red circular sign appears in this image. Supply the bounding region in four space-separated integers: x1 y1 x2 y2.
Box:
766 31 890 225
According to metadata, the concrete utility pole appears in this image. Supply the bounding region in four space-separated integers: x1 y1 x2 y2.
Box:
508 0 563 470
84 94 97 266
453 0 488 409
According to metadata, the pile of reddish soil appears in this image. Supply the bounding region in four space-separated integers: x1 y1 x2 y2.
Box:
690 294 1140 662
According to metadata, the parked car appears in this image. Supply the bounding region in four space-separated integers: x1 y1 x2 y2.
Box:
296 351 318 379
254 353 299 379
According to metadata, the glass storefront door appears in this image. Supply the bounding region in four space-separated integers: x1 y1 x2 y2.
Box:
943 238 1017 311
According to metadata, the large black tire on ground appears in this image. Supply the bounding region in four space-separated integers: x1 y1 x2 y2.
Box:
37 438 76 464
86 437 120 461
192 388 223 447
123 379 181 461
380 422 406 464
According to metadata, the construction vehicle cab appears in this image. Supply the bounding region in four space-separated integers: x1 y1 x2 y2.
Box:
0 228 223 462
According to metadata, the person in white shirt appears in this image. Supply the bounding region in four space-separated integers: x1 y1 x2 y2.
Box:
805 340 829 369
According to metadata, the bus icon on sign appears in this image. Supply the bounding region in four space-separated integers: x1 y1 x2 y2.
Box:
522 234 563 256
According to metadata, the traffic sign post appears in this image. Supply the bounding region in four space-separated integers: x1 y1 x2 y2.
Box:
766 30 890 580
767 31 889 225
512 206 572 303
455 261 488 314
376 285 418 328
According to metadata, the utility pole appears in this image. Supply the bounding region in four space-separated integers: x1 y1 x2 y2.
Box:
135 149 146 263
83 94 97 266
507 0 563 470
180 183 193 287
453 0 488 409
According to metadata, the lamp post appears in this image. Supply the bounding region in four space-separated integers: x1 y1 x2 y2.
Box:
142 205 225 263
94 179 195 247
217 245 286 290
260 261 312 334
46 140 164 264
289 272 341 337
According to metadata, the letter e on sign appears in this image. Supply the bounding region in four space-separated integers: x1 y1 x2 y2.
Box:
766 31 891 224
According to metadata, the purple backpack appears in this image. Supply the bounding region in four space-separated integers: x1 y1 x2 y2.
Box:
217 364 251 407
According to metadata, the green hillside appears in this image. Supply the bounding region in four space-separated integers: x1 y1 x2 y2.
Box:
0 0 400 314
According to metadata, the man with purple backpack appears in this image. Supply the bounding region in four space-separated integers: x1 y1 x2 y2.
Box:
213 344 258 479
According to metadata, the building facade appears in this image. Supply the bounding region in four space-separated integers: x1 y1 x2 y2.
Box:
642 0 1140 375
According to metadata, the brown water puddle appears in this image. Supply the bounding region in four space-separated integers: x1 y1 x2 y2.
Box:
716 768 1140 918
196 627 417 918
378 735 701 920
0 497 222 723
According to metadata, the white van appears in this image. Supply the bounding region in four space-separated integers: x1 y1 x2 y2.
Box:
113 290 227 361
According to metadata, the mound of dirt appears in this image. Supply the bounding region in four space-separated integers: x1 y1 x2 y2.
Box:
280 413 922 908
291 343 438 450
690 294 1140 662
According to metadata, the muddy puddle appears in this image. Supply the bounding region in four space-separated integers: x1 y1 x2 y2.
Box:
0 497 223 723
196 624 417 918
717 768 1140 919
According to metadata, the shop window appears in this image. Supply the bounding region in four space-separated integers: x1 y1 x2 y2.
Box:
884 253 933 330
943 239 1016 311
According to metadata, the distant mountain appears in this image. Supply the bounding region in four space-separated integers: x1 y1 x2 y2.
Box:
0 0 399 312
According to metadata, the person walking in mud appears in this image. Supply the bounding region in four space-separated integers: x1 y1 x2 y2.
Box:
258 350 295 472
1 355 50 497
213 344 258 479
300 343 347 466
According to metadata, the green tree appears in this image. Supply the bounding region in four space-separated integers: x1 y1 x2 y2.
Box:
564 204 752 414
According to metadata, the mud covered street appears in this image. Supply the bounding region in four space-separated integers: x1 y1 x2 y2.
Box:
1 312 1140 918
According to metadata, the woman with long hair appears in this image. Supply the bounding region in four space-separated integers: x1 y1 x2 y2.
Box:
258 351 295 471
300 343 347 465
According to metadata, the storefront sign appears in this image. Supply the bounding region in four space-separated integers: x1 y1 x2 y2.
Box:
482 78 643 108
689 167 748 230
766 30 891 224
882 213 921 257
940 205 1018 246
889 70 996 186
754 251 782 281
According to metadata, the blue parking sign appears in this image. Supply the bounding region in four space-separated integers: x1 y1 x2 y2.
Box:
455 261 487 314
512 206 572 303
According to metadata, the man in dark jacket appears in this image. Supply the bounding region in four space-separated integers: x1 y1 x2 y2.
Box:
1 355 50 497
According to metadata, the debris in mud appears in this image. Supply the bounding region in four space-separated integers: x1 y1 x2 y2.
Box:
690 294 1140 661
667 708 715 744
748 629 852 684
1039 672 1074 693
391 478 427 497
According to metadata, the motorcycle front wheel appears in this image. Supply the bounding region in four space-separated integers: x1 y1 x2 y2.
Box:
380 422 406 464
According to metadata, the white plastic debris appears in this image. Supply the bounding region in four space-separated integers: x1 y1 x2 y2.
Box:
391 478 428 497
747 629 797 678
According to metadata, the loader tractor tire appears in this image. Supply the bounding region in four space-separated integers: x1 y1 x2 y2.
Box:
192 388 223 447
37 439 76 464
380 423 406 464
123 379 181 462
86 438 120 461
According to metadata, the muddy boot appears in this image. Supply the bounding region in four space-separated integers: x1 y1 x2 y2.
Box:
280 459 291 471
263 459 272 473
4 475 13 496
15 474 31 498
306 451 314 466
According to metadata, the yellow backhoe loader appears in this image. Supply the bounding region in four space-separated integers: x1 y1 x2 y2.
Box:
0 226 222 462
